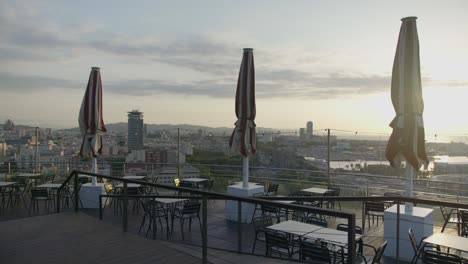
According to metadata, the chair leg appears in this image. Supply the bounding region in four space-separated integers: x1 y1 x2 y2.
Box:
252 237 257 254
139 215 147 235
180 218 185 240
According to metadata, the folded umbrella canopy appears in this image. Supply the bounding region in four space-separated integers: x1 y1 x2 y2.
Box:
386 17 428 203
229 48 256 188
79 67 106 184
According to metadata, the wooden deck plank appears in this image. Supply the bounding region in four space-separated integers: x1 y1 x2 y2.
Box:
0 212 202 264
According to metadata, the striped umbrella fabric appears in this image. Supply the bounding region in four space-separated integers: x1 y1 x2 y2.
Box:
229 48 257 157
385 17 428 170
79 67 107 158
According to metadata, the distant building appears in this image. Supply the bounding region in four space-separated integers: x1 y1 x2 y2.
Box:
299 128 306 139
306 121 313 138
3 119 15 130
0 142 7 157
127 110 144 151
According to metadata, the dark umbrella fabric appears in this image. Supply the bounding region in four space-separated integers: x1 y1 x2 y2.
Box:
229 48 256 157
79 67 107 158
386 17 428 171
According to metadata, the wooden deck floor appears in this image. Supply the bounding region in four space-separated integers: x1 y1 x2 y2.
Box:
0 197 458 264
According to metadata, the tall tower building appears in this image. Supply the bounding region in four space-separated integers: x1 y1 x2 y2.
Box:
306 121 313 138
127 110 144 151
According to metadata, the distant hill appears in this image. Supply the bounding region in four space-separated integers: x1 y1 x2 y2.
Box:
63 122 275 136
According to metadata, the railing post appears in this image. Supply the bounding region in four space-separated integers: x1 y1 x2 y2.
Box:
237 200 242 253
347 214 356 264
123 182 128 232
99 195 103 220
152 199 157 239
74 171 79 212
396 198 400 264
56 185 61 213
202 194 208 264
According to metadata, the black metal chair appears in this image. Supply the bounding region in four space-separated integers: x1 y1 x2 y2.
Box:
252 215 273 254
305 215 328 227
261 204 287 223
265 183 279 196
459 210 468 237
364 201 385 227
139 199 169 238
264 229 299 258
357 241 387 264
28 188 54 216
337 223 364 256
409 227 442 264
440 206 460 234
300 240 333 264
172 201 202 240
422 249 462 264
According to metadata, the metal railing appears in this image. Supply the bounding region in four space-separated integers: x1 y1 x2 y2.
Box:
57 170 358 263
53 169 468 264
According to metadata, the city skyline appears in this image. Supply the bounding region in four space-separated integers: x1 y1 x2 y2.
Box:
1 1 468 135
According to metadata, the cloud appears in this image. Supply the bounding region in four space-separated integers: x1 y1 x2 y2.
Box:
0 72 79 92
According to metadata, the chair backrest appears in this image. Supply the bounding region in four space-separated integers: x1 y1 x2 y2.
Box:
266 183 279 196
182 202 201 215
439 206 448 221
265 230 290 252
179 181 193 188
371 241 388 264
459 210 468 237
31 188 49 198
252 215 273 231
365 201 385 213
336 223 363 235
305 215 328 227
422 249 462 264
330 187 341 196
300 241 332 264
408 228 419 255
261 204 279 215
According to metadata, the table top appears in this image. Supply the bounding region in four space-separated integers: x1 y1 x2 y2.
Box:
123 176 146 180
16 173 42 177
78 174 93 178
303 227 362 247
181 178 208 183
155 198 189 204
0 181 16 187
35 183 62 188
115 183 141 188
424 233 468 252
302 187 329 194
267 220 322 236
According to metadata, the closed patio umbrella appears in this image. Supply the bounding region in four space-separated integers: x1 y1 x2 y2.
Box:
385 17 428 208
229 48 256 188
79 67 107 185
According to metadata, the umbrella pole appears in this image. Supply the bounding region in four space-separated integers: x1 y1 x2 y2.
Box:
243 157 249 188
405 164 414 212
92 157 97 186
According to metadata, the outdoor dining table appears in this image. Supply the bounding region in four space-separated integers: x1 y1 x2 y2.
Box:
0 182 17 187
301 187 329 195
180 178 208 188
153 198 189 238
35 183 62 189
423 233 468 252
267 220 322 236
16 173 42 178
115 183 141 188
303 227 362 247
123 176 146 180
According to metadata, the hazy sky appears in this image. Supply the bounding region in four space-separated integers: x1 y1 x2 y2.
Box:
1 0 468 136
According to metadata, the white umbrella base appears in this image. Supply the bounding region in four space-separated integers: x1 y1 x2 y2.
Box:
79 183 108 208
226 183 264 223
383 204 433 261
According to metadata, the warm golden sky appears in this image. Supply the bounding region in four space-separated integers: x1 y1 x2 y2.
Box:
1 0 468 137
